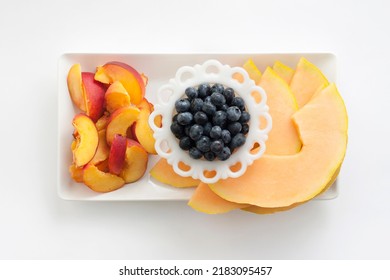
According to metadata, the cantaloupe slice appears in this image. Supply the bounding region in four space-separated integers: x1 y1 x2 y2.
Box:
150 158 200 188
243 166 340 214
243 58 262 84
290 57 329 108
209 83 347 208
273 61 294 84
258 67 301 155
188 182 249 214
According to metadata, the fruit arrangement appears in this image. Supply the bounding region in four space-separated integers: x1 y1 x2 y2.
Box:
67 61 159 192
65 56 348 215
150 58 348 214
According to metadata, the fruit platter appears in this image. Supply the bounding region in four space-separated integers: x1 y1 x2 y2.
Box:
58 53 346 214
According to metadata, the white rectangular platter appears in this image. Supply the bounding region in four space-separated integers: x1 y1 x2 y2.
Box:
58 53 338 201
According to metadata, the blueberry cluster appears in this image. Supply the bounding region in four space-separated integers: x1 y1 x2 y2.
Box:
170 83 250 161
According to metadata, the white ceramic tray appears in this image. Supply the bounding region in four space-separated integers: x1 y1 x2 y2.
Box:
57 53 338 201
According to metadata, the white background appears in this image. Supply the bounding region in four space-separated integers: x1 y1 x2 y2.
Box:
0 0 389 260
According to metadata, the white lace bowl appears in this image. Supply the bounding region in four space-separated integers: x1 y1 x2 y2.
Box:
149 59 272 184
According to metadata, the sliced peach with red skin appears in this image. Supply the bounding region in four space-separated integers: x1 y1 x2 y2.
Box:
90 129 109 165
83 164 125 193
120 139 148 183
82 72 106 122
133 99 157 154
106 106 140 145
105 81 131 113
72 114 99 167
95 61 145 105
108 134 127 175
67 64 86 111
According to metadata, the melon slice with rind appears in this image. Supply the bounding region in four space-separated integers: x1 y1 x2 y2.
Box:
209 83 347 208
243 58 262 84
290 57 329 108
273 61 294 84
188 182 249 214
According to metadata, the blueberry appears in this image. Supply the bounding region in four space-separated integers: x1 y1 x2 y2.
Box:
198 83 211 99
230 133 246 149
189 147 202 159
210 126 222 139
185 87 198 99
190 98 204 113
172 114 178 122
212 110 227 127
210 92 226 107
170 121 184 138
231 96 245 111
202 101 216 116
179 136 192 150
241 123 249 134
217 146 231 161
194 111 208 125
223 87 235 104
203 122 212 136
204 96 212 103
227 122 242 135
239 111 251 123
196 136 211 152
211 83 224 94
177 112 193 125
210 140 224 154
175 98 190 113
221 129 231 144
189 124 204 141
226 106 241 121
204 151 215 161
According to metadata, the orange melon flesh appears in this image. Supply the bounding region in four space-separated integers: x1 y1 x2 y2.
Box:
209 83 347 208
188 182 249 214
150 158 200 188
272 61 294 84
290 57 329 108
243 166 340 214
258 67 301 155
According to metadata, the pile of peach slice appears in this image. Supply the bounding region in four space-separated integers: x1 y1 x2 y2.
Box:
67 61 160 192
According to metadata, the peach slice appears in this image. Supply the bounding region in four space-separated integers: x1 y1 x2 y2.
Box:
108 134 127 175
69 164 84 183
134 99 157 154
67 64 86 111
106 106 140 145
96 159 109 172
90 129 109 165
95 114 110 131
105 81 131 113
72 114 99 167
95 61 145 105
83 164 125 192
82 72 106 122
120 139 148 183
